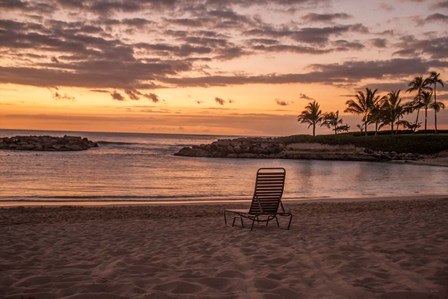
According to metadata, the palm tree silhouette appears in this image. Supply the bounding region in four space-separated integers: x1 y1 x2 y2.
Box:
406 76 432 131
370 94 387 135
297 100 323 136
356 124 364 133
427 72 444 133
344 88 381 136
420 91 433 134
381 90 405 134
321 111 343 134
430 100 446 132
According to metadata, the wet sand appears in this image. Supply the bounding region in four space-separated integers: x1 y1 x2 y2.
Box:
1 198 447 298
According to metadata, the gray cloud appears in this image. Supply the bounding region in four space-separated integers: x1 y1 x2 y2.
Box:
379 3 394 11
359 82 409 93
125 89 140 100
143 93 160 103
425 13 448 23
0 0 54 13
432 1 448 9
332 39 364 51
394 36 448 59
0 0 446 96
90 89 109 93
247 23 368 46
215 97 226 105
0 18 192 89
161 58 448 87
301 13 352 23
275 99 290 106
48 87 75 101
121 18 154 27
292 24 368 45
370 38 388 48
299 93 314 100
53 92 74 100
251 44 332 54
111 90 125 101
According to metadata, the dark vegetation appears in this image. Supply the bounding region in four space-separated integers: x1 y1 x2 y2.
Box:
298 71 445 136
276 132 448 155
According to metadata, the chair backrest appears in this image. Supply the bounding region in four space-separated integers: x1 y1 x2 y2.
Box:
249 168 286 215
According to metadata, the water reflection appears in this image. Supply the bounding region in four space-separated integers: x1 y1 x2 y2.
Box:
1 131 447 201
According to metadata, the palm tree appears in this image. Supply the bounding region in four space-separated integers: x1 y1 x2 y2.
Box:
401 101 421 133
370 94 387 135
356 124 364 133
430 101 446 131
321 111 343 134
344 88 381 135
396 120 421 132
396 120 410 132
406 76 432 131
336 124 350 133
381 90 405 134
420 91 433 134
297 100 323 136
427 71 444 133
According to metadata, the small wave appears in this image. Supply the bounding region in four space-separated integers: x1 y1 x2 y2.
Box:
97 141 140 145
0 194 248 202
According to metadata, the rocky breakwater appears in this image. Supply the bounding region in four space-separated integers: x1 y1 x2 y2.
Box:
175 137 285 158
175 137 422 161
0 135 98 151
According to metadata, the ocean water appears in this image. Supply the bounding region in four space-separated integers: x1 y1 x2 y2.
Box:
1 129 447 203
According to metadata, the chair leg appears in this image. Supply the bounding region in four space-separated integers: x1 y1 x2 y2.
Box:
275 216 280 227
224 211 227 226
287 214 293 230
250 217 256 231
232 217 236 227
240 217 244 228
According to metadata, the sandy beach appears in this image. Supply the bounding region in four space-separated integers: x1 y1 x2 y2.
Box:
1 198 447 299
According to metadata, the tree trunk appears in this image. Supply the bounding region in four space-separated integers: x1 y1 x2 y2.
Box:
424 105 428 134
334 125 337 134
391 123 394 134
434 84 438 134
414 108 420 133
435 109 438 134
313 123 316 137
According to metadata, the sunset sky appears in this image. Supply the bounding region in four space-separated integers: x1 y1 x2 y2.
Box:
1 0 447 136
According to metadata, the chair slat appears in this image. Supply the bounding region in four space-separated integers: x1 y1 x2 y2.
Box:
247 168 286 215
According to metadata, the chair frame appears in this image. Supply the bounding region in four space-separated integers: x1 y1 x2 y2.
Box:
224 168 293 230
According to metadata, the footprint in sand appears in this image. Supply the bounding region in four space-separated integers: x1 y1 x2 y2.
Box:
154 280 203 294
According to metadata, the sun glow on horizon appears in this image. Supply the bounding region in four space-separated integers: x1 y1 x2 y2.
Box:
1 0 447 135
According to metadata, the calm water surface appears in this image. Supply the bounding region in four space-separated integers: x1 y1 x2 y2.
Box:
1 129 447 202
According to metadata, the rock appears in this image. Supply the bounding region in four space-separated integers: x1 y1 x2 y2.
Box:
174 136 420 162
174 137 287 158
0 135 98 151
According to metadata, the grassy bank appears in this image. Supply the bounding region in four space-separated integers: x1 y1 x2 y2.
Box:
276 133 448 155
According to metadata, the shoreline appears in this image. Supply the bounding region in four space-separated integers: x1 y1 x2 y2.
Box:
1 194 447 207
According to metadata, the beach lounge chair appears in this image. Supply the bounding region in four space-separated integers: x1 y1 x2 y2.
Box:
224 168 292 230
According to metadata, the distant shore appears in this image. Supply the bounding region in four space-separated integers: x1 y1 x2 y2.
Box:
0 135 98 151
1 196 447 298
175 134 448 166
